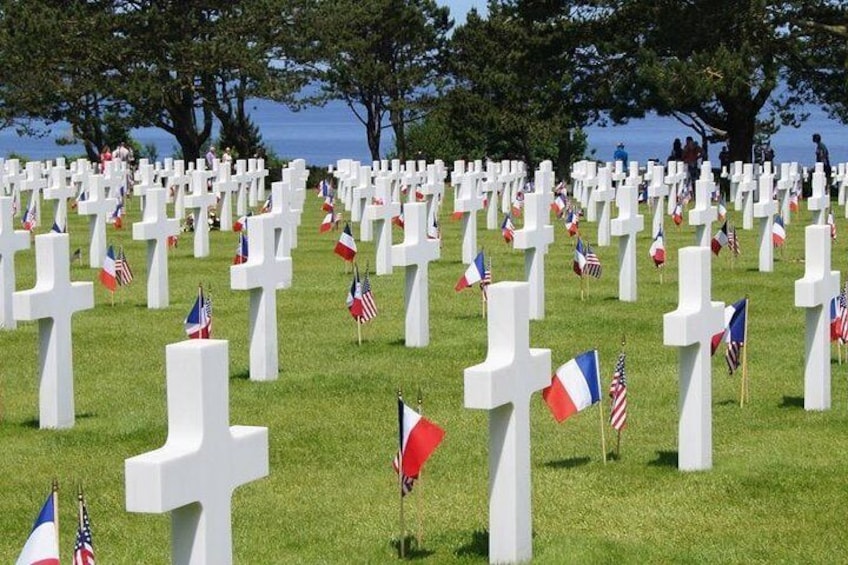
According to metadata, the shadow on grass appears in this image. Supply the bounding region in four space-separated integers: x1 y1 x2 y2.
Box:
779 396 804 409
389 338 407 347
716 399 738 406
544 456 591 470
648 450 678 468
390 535 435 560
20 411 95 429
455 529 488 559
231 368 251 381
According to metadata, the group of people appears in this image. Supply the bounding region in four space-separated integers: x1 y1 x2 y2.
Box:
98 141 134 173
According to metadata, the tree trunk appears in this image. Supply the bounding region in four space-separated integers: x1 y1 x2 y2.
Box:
366 104 381 161
725 108 755 164
390 106 406 162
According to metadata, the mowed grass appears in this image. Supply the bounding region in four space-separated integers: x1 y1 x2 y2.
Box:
1 181 847 564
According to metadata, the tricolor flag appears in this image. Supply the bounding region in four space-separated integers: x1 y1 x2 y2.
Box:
50 221 64 234
334 223 357 261
167 234 179 249
565 209 579 236
481 256 492 302
501 214 515 243
789 192 799 212
455 251 486 291
717 196 727 222
542 349 601 423
346 267 363 320
649 227 666 267
724 298 747 374
551 193 568 217
393 397 445 496
16 491 59 565
828 211 836 240
711 221 729 255
573 237 588 277
772 215 786 247
609 352 628 431
110 201 124 229
72 494 95 565
260 194 272 213
427 216 440 240
22 197 38 232
728 225 740 256
115 247 134 286
99 245 117 292
320 212 337 233
672 200 683 226
184 286 212 339
511 192 524 217
232 232 248 265
393 204 405 229
830 286 848 344
233 214 248 232
359 270 378 323
322 196 335 213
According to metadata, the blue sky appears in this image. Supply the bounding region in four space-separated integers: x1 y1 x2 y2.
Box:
440 0 487 24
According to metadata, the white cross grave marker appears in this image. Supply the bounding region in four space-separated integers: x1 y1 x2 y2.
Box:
77 172 116 269
232 160 252 218
584 161 600 222
665 161 685 216
455 165 485 264
663 247 724 471
611 176 644 301
44 163 75 230
794 225 839 411
367 176 401 275
738 164 757 230
125 339 269 564
231 214 292 381
133 160 159 212
170 160 191 221
648 163 668 236
595 165 615 247
391 202 440 347
133 188 180 309
689 163 718 247
808 162 828 225
352 165 374 241
13 233 94 428
0 197 30 329
483 161 500 230
754 162 778 272
214 165 239 232
776 162 792 223
464 282 551 563
184 170 217 258
729 161 743 207
513 192 553 320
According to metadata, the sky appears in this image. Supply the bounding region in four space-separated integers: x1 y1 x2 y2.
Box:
440 0 487 25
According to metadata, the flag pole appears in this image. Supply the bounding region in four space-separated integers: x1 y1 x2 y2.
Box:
740 296 750 407
616 335 626 459
596 348 607 464
416 389 424 550
580 274 585 301
52 478 60 550
78 483 85 529
397 390 406 559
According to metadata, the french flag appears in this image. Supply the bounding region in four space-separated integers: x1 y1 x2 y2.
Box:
501 214 515 243
711 221 729 255
334 223 357 261
319 212 336 233
542 349 601 423
455 251 486 291
649 228 666 267
711 299 747 355
232 233 248 265
99 245 117 292
772 215 786 247
396 399 445 478
672 201 683 226
551 194 568 217
15 491 59 565
233 215 248 232
565 210 579 236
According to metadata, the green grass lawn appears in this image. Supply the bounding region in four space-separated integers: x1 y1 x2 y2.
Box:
1 182 847 563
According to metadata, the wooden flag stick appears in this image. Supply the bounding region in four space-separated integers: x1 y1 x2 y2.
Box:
397 391 406 559
580 275 586 301
597 361 607 464
356 319 362 346
77 484 85 528
52 478 60 550
740 296 750 407
416 390 424 550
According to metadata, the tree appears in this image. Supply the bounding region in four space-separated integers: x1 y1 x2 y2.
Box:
598 0 821 162
299 0 451 161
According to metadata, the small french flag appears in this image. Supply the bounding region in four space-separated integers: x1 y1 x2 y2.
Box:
455 251 486 292
334 223 357 261
542 349 601 423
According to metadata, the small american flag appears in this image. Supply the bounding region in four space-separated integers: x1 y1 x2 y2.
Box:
584 243 602 279
392 453 417 496
73 498 95 565
481 256 492 301
839 285 848 344
115 247 134 286
609 353 627 431
728 225 740 256
726 341 741 373
359 271 378 323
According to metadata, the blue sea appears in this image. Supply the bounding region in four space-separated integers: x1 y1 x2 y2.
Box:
0 97 844 170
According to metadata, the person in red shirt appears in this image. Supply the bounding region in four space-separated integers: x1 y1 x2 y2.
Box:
99 144 112 173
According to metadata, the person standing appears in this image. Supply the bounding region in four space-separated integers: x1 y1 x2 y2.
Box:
99 145 112 173
205 146 217 169
682 136 701 189
669 138 683 162
812 133 831 178
613 142 628 167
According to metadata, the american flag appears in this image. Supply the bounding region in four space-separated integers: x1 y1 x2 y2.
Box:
609 353 627 431
728 225 740 256
392 452 417 496
115 247 134 286
73 498 95 565
584 242 602 279
838 285 848 344
726 341 741 373
359 271 378 323
481 256 492 301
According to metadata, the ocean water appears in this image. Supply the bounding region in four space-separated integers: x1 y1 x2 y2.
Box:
0 97 844 170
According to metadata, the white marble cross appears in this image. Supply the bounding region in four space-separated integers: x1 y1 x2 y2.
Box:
367 176 401 275
231 214 292 381
133 188 180 309
0 197 30 330
663 247 724 471
184 171 217 258
483 161 500 230
254 158 269 204
754 163 778 272
738 164 756 230
513 192 554 319
125 339 269 564
729 161 743 207
665 161 685 216
214 165 239 232
352 165 374 242
595 166 615 247
808 162 828 225
44 163 75 230
20 161 47 227
584 161 600 222
13 233 94 429
775 162 793 223
170 160 192 220
77 172 117 269
611 176 644 301
570 160 586 208
464 282 551 563
263 180 296 284
648 163 668 236
689 164 718 247
455 166 485 264
232 160 252 218
794 225 839 411
392 202 439 347
133 160 159 212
